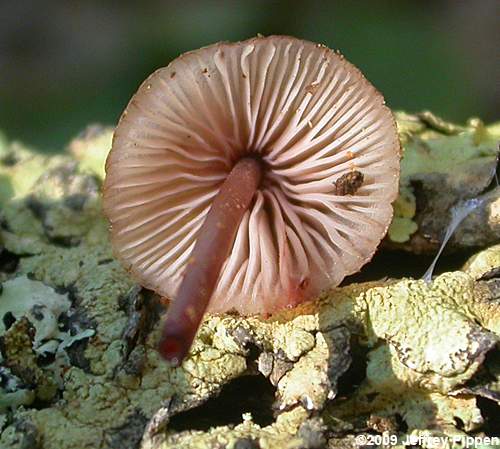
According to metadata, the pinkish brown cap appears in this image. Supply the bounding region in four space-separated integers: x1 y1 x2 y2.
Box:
103 35 400 316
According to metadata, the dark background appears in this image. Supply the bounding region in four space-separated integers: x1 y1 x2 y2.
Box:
1 0 498 153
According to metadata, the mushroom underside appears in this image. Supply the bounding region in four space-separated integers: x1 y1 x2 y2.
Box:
103 36 400 363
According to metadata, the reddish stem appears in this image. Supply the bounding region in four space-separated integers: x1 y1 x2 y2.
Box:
159 157 262 365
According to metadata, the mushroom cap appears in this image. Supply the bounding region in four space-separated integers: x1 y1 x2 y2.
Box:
103 35 400 315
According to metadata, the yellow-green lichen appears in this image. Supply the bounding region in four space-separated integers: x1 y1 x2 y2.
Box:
463 243 500 279
0 141 70 204
1 125 499 449
144 407 310 449
69 125 113 179
388 112 500 244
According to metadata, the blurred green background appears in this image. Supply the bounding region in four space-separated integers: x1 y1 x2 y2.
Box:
1 0 498 153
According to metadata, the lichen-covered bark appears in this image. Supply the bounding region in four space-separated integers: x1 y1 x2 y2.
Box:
0 115 499 449
388 112 499 252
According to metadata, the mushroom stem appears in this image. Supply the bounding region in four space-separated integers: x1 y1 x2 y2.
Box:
159 157 263 365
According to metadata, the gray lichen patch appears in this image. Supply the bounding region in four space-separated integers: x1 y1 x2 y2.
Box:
0 276 71 346
17 246 133 352
0 275 98 411
1 317 58 405
0 125 500 448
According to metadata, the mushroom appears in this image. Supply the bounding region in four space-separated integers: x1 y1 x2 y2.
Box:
103 36 400 365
